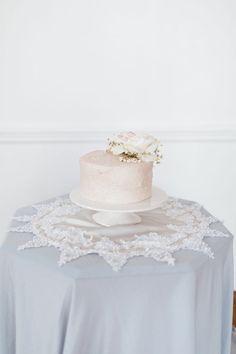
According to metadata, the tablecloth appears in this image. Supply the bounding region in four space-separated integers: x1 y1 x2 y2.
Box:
0 198 234 354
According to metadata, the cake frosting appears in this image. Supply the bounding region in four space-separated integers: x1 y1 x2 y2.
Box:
79 150 153 204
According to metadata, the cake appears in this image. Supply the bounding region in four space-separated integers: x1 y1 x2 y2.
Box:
79 132 162 205
80 150 153 204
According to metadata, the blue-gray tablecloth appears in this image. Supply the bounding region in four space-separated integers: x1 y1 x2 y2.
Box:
0 201 234 354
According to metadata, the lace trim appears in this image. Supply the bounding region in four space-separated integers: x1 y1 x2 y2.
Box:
10 197 228 271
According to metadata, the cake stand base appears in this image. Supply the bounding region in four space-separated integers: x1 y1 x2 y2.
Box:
69 186 168 227
93 211 141 227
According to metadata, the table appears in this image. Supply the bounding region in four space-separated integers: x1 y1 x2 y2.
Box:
0 198 234 354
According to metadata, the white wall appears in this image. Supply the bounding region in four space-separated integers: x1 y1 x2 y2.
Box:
1 0 236 129
0 0 236 282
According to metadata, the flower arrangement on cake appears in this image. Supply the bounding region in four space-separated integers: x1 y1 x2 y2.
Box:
107 131 162 163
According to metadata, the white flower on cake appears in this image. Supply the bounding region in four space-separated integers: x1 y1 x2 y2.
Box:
107 131 162 163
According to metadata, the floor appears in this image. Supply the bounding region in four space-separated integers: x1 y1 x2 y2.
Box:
232 331 236 354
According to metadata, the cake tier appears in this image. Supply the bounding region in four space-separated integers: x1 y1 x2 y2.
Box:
79 150 153 204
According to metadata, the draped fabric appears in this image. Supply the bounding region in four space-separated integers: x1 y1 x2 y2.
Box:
0 196 233 354
10 196 228 270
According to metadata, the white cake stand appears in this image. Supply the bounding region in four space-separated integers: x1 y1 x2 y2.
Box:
69 186 168 227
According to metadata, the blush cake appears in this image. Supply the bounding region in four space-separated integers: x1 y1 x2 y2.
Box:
79 132 162 205
79 150 153 204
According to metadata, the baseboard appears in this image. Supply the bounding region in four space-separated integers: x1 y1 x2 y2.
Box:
0 127 236 143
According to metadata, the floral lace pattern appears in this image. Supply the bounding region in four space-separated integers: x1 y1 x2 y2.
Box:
10 197 228 271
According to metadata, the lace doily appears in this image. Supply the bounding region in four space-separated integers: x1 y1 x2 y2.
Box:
10 197 228 271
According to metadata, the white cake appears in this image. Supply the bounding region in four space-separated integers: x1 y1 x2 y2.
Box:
79 150 153 204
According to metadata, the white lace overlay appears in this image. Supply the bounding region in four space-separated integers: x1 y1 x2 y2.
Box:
10 197 228 271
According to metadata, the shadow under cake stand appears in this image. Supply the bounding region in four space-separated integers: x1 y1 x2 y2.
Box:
70 187 168 227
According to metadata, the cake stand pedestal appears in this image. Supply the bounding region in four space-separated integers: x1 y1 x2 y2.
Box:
70 187 168 227
92 211 142 226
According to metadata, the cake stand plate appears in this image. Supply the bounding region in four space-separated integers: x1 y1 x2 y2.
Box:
69 187 168 227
